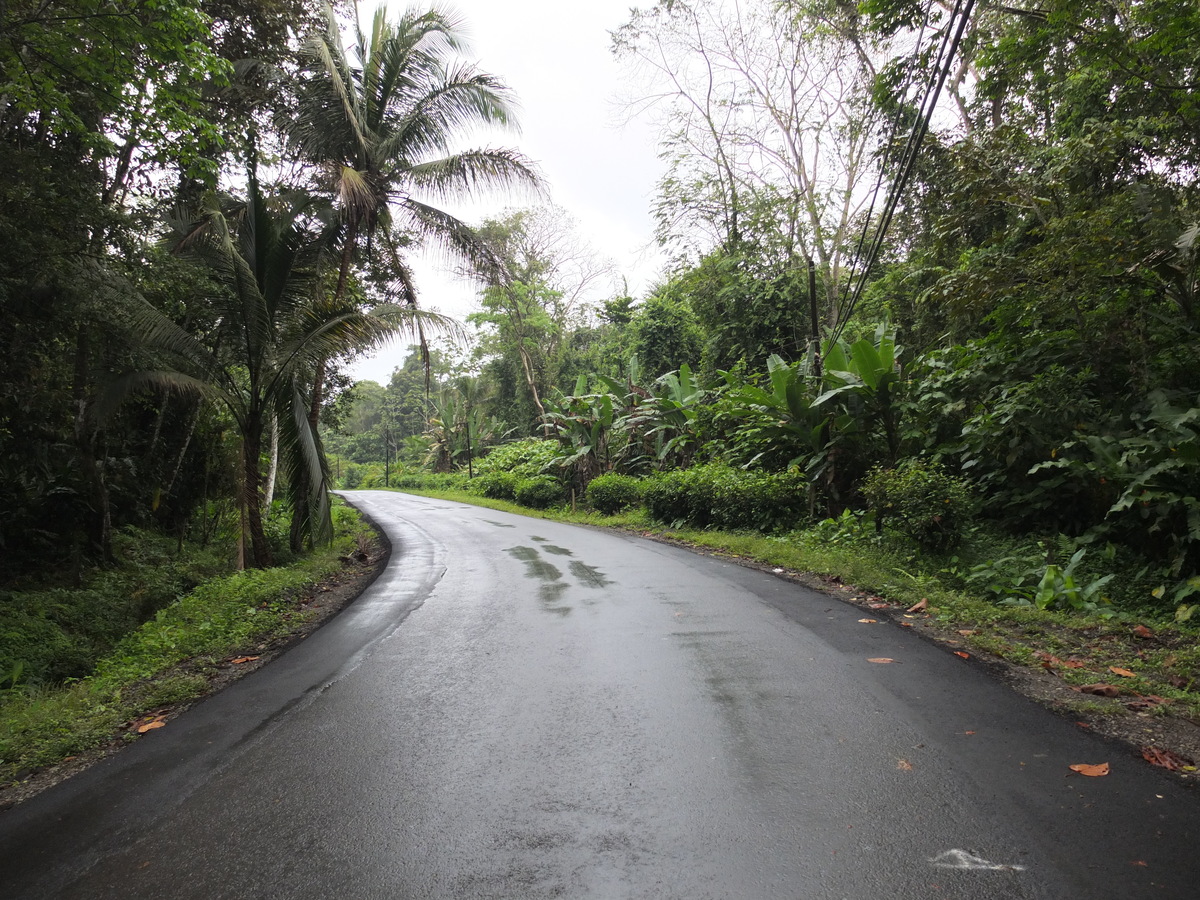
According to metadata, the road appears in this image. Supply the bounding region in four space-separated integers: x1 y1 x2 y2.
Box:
1 490 1197 899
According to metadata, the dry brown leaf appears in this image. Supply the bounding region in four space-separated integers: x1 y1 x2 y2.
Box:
957 629 978 636
1141 746 1193 771
1079 683 1121 697
1132 624 1154 639
231 656 260 665
963 730 976 735
1127 695 1172 713
899 622 913 628
896 759 914 771
907 598 928 613
866 601 889 610
1131 861 1148 868
954 651 970 659
1109 666 1137 678
857 618 878 624
1068 762 1110 777
1062 659 1086 669
137 720 166 734
868 657 896 664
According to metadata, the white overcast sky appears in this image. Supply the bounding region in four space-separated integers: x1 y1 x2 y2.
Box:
350 0 667 383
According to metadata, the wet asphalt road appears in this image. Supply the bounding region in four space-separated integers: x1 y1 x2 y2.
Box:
1 491 1198 899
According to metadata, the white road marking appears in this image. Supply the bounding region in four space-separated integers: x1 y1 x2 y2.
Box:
931 849 1026 872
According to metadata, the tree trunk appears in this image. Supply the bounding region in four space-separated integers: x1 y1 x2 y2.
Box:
264 413 279 509
243 431 272 568
73 327 113 562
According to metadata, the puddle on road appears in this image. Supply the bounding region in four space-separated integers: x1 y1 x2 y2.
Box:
506 546 572 616
483 519 516 528
541 544 573 557
569 560 611 588
539 582 571 616
506 546 563 581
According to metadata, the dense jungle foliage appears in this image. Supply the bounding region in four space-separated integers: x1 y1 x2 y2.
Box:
1 0 1198 696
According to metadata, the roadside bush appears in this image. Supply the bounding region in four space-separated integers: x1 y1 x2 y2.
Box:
514 475 564 509
643 468 713 527
586 474 644 514
475 471 519 500
862 460 975 551
643 463 808 532
391 472 469 492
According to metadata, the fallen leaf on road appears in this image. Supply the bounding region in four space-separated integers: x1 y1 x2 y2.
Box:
867 601 889 609
907 598 928 613
899 622 913 628
954 651 970 659
1068 762 1110 777
1079 683 1121 697
1109 666 1137 678
1131 861 1148 867
1132 624 1154 639
868 658 896 664
963 731 976 735
1142 746 1193 771
897 759 914 771
231 656 260 665
858 618 877 623
137 719 166 734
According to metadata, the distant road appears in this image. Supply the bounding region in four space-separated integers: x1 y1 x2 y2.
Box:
1 490 1197 898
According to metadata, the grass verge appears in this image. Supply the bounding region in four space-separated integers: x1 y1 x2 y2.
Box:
0 501 378 792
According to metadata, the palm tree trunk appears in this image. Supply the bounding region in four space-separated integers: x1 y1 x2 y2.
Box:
243 431 272 568
264 413 280 509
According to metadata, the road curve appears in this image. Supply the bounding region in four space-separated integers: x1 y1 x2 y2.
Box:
1 490 1197 899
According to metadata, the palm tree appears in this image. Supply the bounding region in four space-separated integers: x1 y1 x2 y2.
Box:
118 172 449 567
287 2 541 416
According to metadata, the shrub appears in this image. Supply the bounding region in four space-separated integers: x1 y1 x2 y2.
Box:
476 471 519 500
391 472 470 492
862 460 975 551
514 475 564 509
643 463 808 532
586 474 644 515
709 467 809 532
643 468 711 527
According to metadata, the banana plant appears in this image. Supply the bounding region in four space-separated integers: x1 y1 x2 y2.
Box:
627 363 708 468
542 375 619 489
719 352 828 471
816 324 904 465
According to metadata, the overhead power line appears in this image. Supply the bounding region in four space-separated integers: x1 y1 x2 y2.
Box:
832 0 978 346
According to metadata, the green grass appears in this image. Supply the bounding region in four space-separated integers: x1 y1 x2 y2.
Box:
0 502 373 785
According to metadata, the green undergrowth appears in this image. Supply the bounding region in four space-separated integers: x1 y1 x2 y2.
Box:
0 502 373 786
382 485 1200 722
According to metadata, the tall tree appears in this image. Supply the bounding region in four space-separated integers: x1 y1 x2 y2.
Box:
286 1 540 423
613 0 886 323
120 174 442 566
